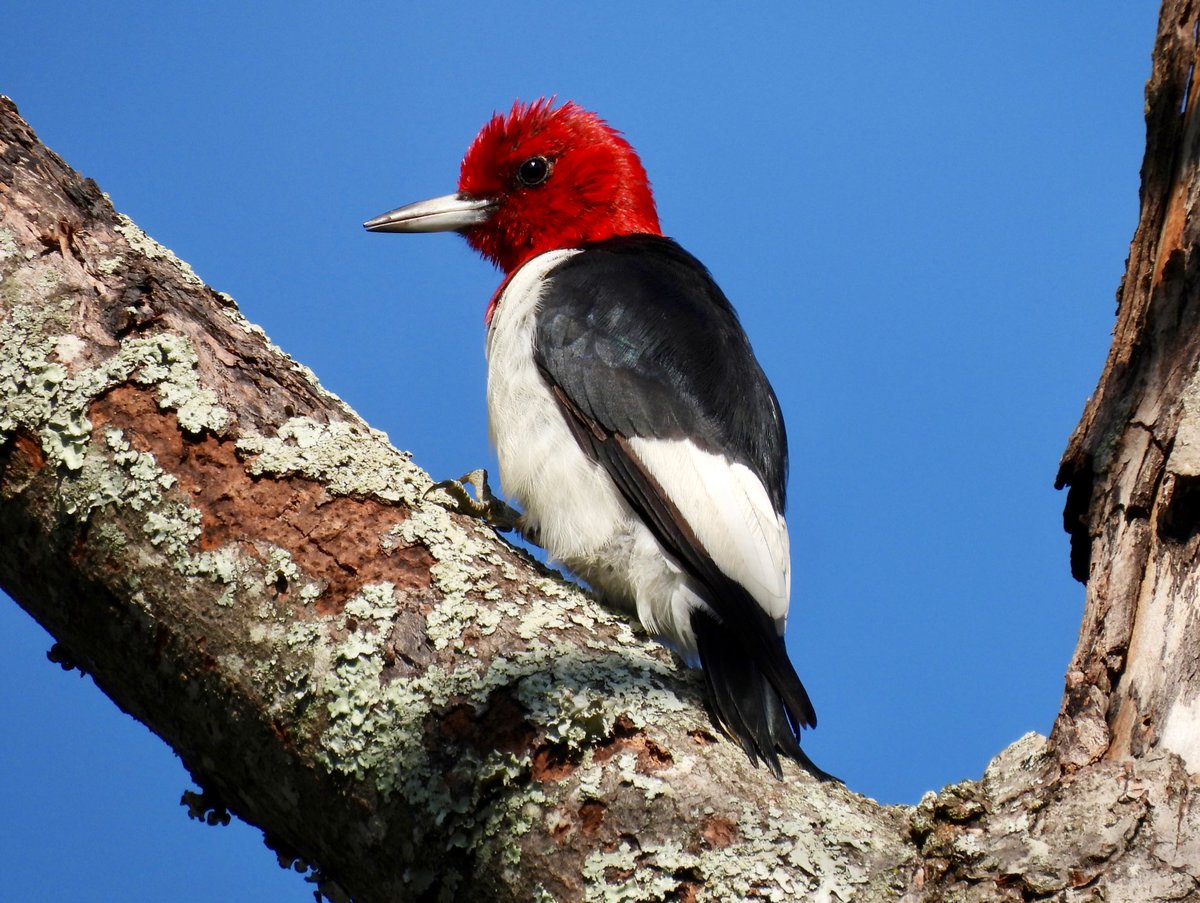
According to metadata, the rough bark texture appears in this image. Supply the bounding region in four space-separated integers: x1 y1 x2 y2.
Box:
1054 0 1200 780
1 3 1199 900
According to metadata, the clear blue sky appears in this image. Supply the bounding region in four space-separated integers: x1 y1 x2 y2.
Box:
3 3 1157 900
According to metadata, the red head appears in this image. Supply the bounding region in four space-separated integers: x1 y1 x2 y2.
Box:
457 99 661 273
364 100 662 277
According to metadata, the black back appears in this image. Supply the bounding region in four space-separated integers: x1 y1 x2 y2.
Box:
534 235 787 512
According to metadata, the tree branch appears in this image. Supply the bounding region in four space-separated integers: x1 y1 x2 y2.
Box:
0 96 903 901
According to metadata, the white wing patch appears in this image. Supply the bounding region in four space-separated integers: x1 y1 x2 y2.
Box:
626 437 791 628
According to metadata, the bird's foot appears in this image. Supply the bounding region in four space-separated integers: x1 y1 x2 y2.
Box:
425 468 523 534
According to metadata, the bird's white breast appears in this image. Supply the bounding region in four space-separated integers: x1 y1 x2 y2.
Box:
486 250 629 562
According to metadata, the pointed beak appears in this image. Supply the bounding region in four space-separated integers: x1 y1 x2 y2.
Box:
363 193 496 233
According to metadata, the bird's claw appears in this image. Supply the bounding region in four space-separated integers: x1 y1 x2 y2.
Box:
425 468 523 533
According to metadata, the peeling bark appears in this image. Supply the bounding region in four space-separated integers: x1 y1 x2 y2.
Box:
1054 0 1200 779
2 2 1200 899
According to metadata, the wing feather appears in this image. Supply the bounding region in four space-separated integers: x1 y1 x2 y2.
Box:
534 236 818 741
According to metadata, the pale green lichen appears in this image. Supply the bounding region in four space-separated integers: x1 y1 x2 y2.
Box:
0 228 19 264
575 763 606 799
583 842 681 902
515 655 684 751
113 213 204 286
575 789 902 902
0 267 260 605
614 751 670 800
317 582 431 781
262 546 302 591
189 542 320 610
143 504 202 560
122 332 231 434
387 503 505 652
0 272 231 472
94 256 124 276
236 416 425 505
191 547 247 606
0 294 88 469
103 428 177 506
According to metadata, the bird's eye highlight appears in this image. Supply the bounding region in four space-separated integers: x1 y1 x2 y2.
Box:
516 156 551 187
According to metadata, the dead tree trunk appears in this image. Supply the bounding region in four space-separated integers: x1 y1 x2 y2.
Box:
1 3 1199 900
1054 0 1200 777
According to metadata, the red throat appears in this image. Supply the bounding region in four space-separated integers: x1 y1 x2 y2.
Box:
457 99 662 276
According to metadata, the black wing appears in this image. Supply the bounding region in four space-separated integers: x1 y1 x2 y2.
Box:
536 235 787 511
534 235 826 779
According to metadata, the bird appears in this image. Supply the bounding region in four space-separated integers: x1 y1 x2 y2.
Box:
365 98 829 780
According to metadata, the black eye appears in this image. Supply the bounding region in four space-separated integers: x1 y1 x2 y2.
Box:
516 155 551 187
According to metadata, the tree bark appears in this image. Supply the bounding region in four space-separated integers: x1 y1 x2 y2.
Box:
1 3 1199 900
1053 0 1200 778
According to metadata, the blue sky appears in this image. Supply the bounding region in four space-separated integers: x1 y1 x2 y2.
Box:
3 3 1157 900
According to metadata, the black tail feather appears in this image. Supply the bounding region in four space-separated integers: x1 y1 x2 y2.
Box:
692 607 835 782
698 636 770 772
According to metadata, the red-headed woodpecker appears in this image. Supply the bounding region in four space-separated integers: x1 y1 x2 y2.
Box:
366 99 828 780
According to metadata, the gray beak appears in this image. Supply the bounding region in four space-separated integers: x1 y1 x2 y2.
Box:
363 193 496 233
